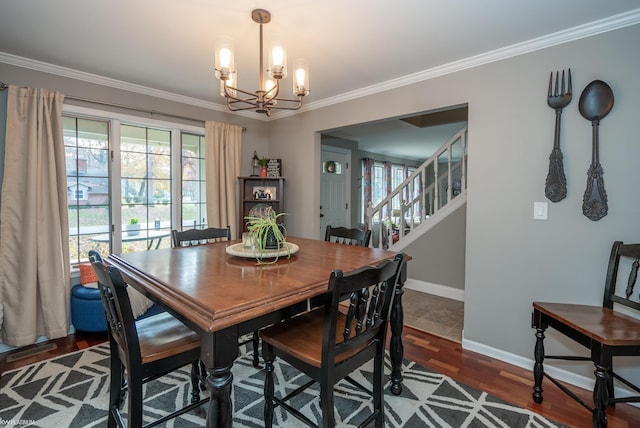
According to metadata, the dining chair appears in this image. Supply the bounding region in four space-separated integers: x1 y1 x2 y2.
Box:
532 241 640 428
91 259 208 428
171 226 231 247
260 253 405 428
171 226 261 368
324 225 371 247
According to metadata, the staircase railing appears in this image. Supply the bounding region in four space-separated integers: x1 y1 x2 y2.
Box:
367 127 468 249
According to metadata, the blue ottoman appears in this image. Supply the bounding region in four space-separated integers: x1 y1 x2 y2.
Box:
71 284 165 332
71 284 107 332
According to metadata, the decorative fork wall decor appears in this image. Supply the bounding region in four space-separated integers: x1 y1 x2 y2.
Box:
544 69 572 202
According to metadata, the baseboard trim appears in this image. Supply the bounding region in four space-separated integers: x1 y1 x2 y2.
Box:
462 337 638 407
404 278 465 302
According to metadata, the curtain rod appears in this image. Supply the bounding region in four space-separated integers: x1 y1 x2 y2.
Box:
0 81 246 132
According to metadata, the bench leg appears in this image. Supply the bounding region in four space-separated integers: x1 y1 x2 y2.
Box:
533 327 545 404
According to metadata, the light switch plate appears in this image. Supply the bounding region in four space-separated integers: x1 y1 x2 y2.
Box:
533 202 548 220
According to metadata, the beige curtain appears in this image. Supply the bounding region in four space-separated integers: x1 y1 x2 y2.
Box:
0 85 70 346
204 121 242 238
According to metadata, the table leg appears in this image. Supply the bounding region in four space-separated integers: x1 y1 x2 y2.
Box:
200 330 238 428
389 262 406 395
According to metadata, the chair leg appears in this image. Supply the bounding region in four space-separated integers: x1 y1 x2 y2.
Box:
190 361 201 404
533 327 545 404
373 351 385 428
320 384 335 428
252 331 260 368
593 364 610 428
264 346 275 428
107 348 122 428
127 371 144 428
199 361 207 391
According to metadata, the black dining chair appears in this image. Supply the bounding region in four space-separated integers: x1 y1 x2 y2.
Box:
260 253 405 428
324 225 371 247
171 226 231 247
532 241 640 427
171 225 261 368
91 259 208 428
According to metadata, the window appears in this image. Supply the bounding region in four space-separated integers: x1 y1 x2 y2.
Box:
181 133 207 229
64 117 110 265
361 160 416 224
120 124 173 252
64 109 205 265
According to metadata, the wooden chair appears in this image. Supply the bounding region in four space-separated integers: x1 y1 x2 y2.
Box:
261 253 405 428
171 226 231 247
532 241 640 428
91 259 208 428
172 226 261 367
324 225 371 247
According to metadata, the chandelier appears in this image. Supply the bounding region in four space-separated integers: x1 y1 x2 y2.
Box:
214 9 310 117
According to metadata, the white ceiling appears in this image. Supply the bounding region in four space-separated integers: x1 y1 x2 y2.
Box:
1 1 639 158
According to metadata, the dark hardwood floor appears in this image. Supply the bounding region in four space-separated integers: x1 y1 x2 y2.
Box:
1 327 638 427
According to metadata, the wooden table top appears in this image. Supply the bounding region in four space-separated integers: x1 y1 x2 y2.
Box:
107 237 399 333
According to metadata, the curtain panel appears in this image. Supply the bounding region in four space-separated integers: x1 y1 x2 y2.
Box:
204 121 242 238
0 86 70 346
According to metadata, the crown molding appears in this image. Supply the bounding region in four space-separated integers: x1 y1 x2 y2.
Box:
2 8 639 121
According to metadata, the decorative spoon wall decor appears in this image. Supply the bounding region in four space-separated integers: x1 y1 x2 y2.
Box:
578 80 614 221
544 69 572 202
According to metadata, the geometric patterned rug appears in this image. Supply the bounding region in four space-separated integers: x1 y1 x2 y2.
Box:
0 341 565 427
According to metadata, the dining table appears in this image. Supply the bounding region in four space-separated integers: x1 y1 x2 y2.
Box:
107 236 408 428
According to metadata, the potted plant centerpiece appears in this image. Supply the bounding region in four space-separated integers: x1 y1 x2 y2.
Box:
245 208 290 264
126 217 141 236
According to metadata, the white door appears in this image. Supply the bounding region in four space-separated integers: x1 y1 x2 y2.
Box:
320 147 351 238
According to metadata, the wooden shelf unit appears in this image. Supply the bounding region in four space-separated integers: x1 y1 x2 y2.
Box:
238 176 285 238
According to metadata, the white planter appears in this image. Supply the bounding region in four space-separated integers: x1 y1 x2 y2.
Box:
126 224 141 236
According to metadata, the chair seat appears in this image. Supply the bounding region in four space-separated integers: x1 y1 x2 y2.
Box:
136 311 201 363
261 308 369 367
533 302 640 346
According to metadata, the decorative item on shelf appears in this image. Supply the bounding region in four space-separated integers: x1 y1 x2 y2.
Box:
266 158 282 177
214 9 310 117
579 79 614 221
259 156 269 177
126 217 141 236
253 186 276 200
251 151 261 176
245 207 290 264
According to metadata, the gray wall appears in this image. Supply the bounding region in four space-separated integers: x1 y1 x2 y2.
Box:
403 203 466 290
267 23 640 384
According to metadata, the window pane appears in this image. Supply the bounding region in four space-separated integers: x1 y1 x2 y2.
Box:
121 125 172 253
64 116 110 265
181 133 206 229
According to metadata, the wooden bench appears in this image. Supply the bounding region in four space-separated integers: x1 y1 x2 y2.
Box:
532 241 640 427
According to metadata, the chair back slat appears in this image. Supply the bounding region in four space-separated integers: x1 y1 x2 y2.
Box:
172 226 231 247
325 225 372 247
324 254 404 364
604 241 640 311
91 260 142 367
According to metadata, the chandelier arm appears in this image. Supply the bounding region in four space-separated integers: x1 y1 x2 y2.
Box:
224 84 261 99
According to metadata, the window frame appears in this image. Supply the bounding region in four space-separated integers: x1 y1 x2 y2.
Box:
64 104 205 265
